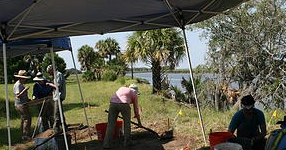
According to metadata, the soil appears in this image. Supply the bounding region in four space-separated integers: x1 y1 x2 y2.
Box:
68 125 209 150
13 124 210 150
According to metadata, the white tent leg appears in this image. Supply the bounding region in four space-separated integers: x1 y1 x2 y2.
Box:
70 50 92 140
3 43 12 150
162 0 207 144
50 47 69 150
182 28 207 145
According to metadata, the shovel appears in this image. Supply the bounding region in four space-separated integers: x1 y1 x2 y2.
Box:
104 110 161 139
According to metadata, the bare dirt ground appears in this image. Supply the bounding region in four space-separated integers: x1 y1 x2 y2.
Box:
13 125 209 150
68 126 209 150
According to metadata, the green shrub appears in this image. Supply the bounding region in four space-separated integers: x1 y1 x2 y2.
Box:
135 78 150 84
102 71 117 81
82 70 95 81
116 77 126 85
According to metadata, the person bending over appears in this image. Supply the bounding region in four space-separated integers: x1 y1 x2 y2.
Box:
103 84 142 149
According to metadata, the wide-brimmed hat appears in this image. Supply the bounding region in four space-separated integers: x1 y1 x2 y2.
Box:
14 70 30 79
33 72 45 81
129 84 139 94
241 95 255 110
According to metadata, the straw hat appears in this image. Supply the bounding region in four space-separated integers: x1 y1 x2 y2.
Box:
33 72 45 81
129 84 139 94
14 70 30 79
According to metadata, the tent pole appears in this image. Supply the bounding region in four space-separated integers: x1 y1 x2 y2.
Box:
181 28 207 145
163 0 207 144
50 48 69 150
3 43 12 150
70 49 92 140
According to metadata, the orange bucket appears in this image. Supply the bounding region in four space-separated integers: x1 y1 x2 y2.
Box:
209 132 232 150
95 120 123 141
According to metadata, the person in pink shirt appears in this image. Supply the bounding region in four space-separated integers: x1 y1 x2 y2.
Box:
103 84 142 149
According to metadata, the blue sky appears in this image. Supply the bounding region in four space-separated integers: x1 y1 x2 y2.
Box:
57 30 208 69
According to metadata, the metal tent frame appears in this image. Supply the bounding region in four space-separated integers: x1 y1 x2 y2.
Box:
1 38 91 149
0 0 248 149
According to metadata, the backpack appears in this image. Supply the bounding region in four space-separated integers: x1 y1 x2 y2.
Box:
265 128 286 150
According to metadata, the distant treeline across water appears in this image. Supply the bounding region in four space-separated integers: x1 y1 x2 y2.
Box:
126 72 239 91
126 72 189 90
128 68 191 73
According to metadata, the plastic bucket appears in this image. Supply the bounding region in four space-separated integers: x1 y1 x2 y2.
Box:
95 120 123 141
209 132 232 150
214 142 243 150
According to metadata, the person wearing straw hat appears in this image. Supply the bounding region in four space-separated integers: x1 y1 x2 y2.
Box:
228 94 266 150
46 65 67 133
103 84 142 149
13 70 32 141
32 72 56 132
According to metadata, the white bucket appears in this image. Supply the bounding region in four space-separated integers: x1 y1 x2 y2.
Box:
214 142 243 150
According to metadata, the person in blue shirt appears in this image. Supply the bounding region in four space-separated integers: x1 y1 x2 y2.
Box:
32 72 56 132
228 94 267 150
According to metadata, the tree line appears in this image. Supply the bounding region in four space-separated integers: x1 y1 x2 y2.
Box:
188 0 286 110
1 0 284 110
0 53 67 84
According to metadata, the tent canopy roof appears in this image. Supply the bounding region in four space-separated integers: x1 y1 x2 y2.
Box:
0 0 246 41
0 37 71 58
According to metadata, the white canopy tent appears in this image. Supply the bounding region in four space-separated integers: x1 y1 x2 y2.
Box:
0 0 248 149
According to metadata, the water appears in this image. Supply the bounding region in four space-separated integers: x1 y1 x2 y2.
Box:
126 72 238 91
126 72 285 110
126 72 192 90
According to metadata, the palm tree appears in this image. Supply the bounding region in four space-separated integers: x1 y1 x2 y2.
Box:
125 28 185 93
95 38 120 62
122 37 140 79
77 45 96 71
92 52 105 80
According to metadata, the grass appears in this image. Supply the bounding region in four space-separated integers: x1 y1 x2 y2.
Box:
0 75 284 149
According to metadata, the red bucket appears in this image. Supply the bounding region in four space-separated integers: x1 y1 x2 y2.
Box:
95 120 123 141
209 132 232 150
